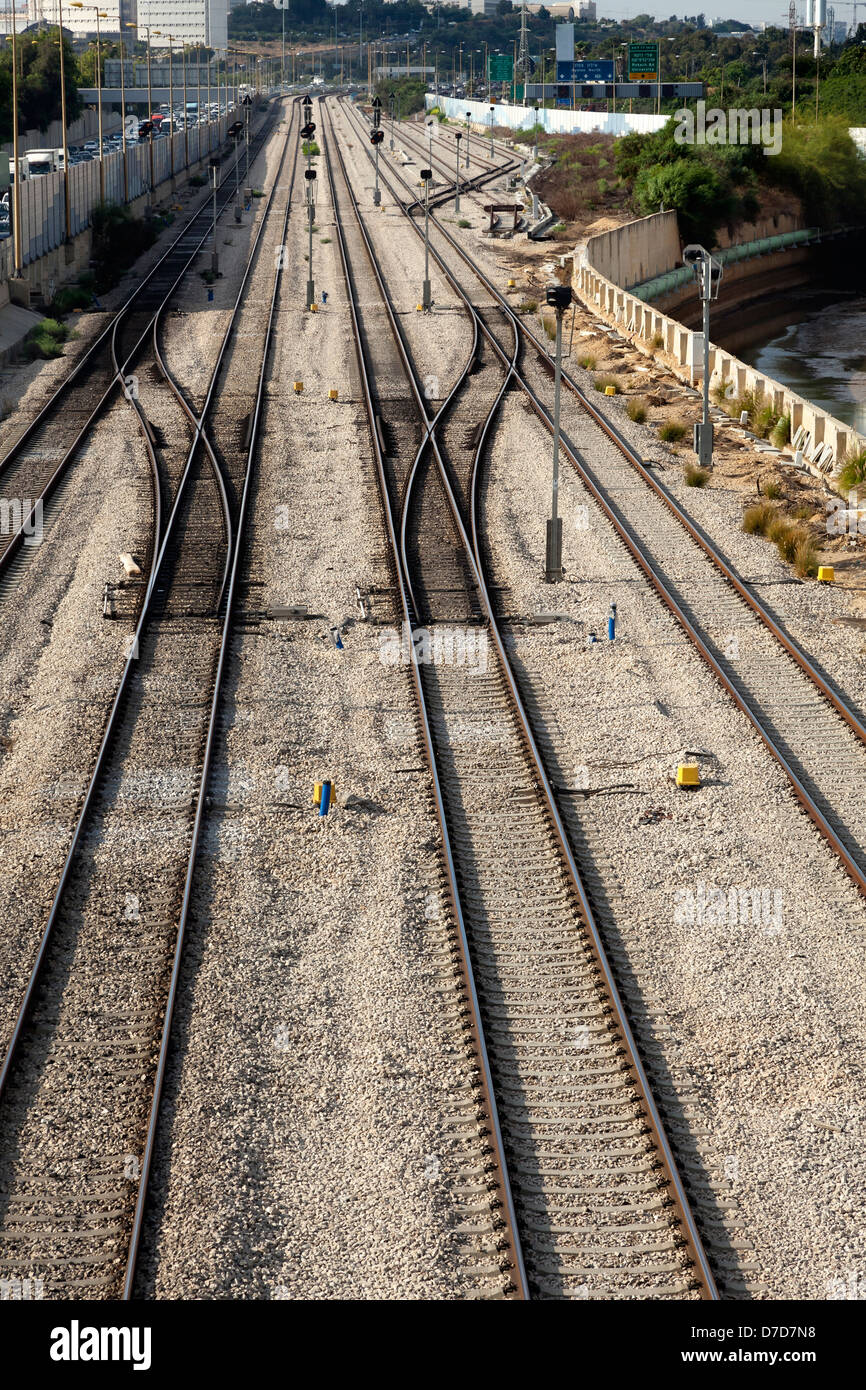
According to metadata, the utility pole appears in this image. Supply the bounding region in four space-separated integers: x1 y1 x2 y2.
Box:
683 244 723 470
210 155 219 274
10 0 22 276
544 284 572 582
420 167 432 310
301 96 316 307
454 132 462 211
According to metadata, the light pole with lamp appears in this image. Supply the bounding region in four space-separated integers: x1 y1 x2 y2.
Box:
53 2 72 243
9 0 22 276
683 243 723 471
454 132 462 211
465 109 471 166
533 100 540 161
489 102 494 156
165 35 176 182
70 5 107 199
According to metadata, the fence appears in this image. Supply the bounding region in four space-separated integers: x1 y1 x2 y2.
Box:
2 109 122 157
425 93 669 138
0 107 241 286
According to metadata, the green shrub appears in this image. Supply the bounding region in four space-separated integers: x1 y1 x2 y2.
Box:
188 173 207 187
457 219 472 228
794 535 819 578
684 463 709 487
593 374 619 394
754 404 780 440
659 418 686 442
627 397 648 423
763 480 783 500
25 318 71 359
517 299 538 314
91 202 157 291
302 140 320 156
770 414 791 449
578 353 597 370
838 449 866 491
651 332 665 350
743 502 777 535
50 283 92 315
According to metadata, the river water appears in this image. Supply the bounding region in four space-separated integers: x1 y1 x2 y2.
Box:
739 295 866 436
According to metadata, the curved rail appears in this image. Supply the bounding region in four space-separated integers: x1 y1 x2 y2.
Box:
323 98 718 1300
339 94 866 903
0 101 300 1301
0 104 281 583
321 101 530 1300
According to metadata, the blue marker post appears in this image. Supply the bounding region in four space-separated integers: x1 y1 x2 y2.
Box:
321 291 328 305
319 780 332 817
608 603 617 641
331 625 344 650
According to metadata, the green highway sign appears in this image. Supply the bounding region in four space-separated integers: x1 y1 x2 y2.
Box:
488 54 514 83
628 41 659 81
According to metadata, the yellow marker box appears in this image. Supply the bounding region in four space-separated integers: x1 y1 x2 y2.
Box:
817 566 835 582
676 765 701 788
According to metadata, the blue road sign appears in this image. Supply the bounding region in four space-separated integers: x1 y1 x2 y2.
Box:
556 60 615 83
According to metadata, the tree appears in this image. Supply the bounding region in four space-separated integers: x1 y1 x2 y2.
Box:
0 28 81 143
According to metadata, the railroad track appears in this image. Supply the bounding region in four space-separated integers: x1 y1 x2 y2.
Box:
0 102 300 1302
323 98 718 1301
340 96 866 903
0 101 281 599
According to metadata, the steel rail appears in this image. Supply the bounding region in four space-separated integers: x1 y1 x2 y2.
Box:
0 103 297 1169
324 99 718 1300
340 94 866 902
320 101 529 1300
0 104 281 582
122 98 303 1299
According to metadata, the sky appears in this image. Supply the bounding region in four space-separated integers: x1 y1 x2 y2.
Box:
600 5 795 22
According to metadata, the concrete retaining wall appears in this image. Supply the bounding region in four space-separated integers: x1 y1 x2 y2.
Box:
584 210 681 291
576 214 865 476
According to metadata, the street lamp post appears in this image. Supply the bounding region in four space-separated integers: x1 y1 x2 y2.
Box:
533 101 540 161
454 132 461 212
71 5 107 198
118 15 128 200
210 155 219 275
683 244 723 470
181 43 188 170
420 167 432 310
465 110 471 166
489 103 494 156
10 0 22 276
167 35 175 181
55 2 72 242
544 283 572 582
